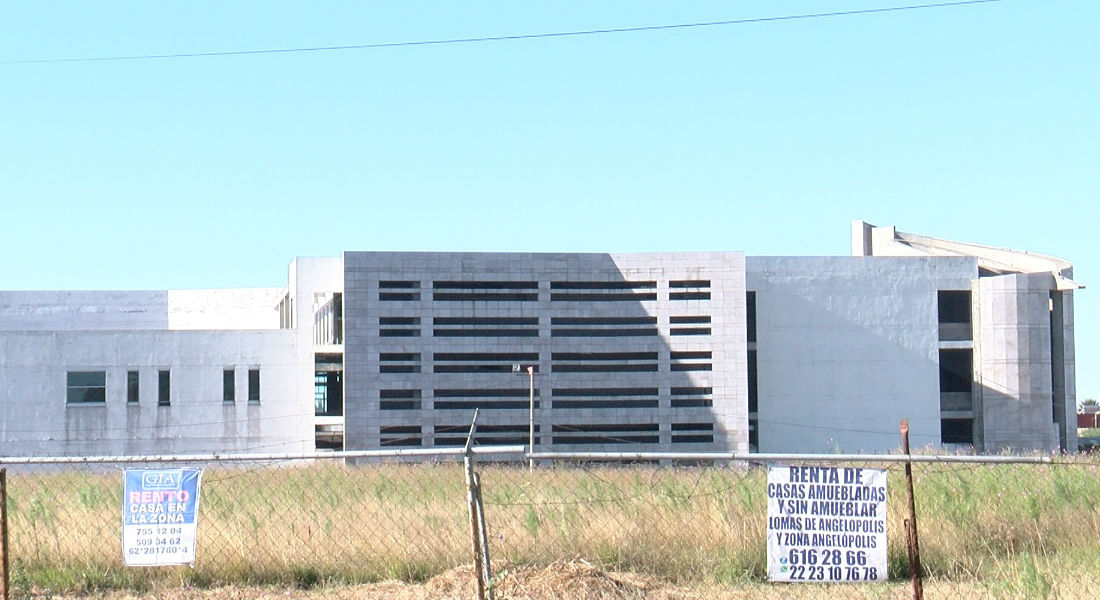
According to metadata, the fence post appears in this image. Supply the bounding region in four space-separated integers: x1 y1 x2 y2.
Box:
900 420 923 600
464 410 494 600
1 468 9 600
472 472 493 597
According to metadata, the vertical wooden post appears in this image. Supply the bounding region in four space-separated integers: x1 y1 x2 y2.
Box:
527 365 535 472
464 453 486 600
900 420 923 600
472 472 493 599
1 468 9 600
463 409 493 600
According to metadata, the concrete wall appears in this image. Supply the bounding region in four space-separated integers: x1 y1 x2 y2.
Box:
0 329 308 456
167 288 283 330
0 289 283 332
977 273 1068 451
0 288 312 456
0 291 169 331
285 256 345 441
747 256 976 453
343 251 747 454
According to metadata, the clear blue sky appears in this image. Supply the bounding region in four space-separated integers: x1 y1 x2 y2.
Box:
2 1 1097 402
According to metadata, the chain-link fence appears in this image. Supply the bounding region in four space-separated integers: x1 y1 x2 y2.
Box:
1 449 1097 599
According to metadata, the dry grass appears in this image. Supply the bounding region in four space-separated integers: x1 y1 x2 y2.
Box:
16 561 1100 600
4 457 1098 595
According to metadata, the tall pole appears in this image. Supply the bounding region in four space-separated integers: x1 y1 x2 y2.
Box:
527 365 535 471
1 468 8 600
900 420 924 600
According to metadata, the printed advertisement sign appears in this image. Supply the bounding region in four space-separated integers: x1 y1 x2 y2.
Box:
122 468 202 566
767 465 887 582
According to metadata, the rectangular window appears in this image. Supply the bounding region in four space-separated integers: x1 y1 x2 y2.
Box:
248 369 260 403
67 371 106 404
939 349 973 393
158 370 171 406
379 280 421 301
748 350 758 413
747 291 757 343
937 290 971 324
937 290 972 341
223 369 235 404
941 418 974 445
127 371 139 404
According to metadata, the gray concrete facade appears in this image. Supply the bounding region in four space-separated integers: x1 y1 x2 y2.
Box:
0 222 1079 457
977 273 1077 452
747 256 977 453
343 251 748 454
0 290 310 456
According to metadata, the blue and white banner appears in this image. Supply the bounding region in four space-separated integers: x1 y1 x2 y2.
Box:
122 468 203 566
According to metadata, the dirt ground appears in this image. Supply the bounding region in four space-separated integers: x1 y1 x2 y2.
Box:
20 561 1096 600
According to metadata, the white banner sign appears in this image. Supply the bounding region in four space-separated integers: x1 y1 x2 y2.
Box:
122 468 203 566
767 465 887 583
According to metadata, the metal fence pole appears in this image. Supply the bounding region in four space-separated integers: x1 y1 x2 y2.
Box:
472 472 492 598
1 468 8 600
900 420 924 600
464 410 493 600
527 365 535 472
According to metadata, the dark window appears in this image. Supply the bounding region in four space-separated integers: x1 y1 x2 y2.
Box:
380 353 422 373
669 280 711 300
381 353 420 361
433 281 538 289
435 424 539 447
248 369 260 403
551 351 658 373
434 352 539 361
551 387 658 409
551 423 660 445
670 350 712 371
432 387 538 410
380 389 421 411
671 386 713 408
379 281 420 302
315 371 343 416
748 350 758 413
433 352 539 374
435 316 539 337
941 418 973 444
332 293 343 344
671 422 715 444
380 425 423 447
67 371 106 404
158 370 171 406
127 371 139 404
670 315 712 336
551 281 656 289
939 349 972 393
550 281 657 302
938 290 971 324
432 281 538 301
746 291 757 343
379 316 420 337
223 369 235 404
380 317 420 325
379 292 420 301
